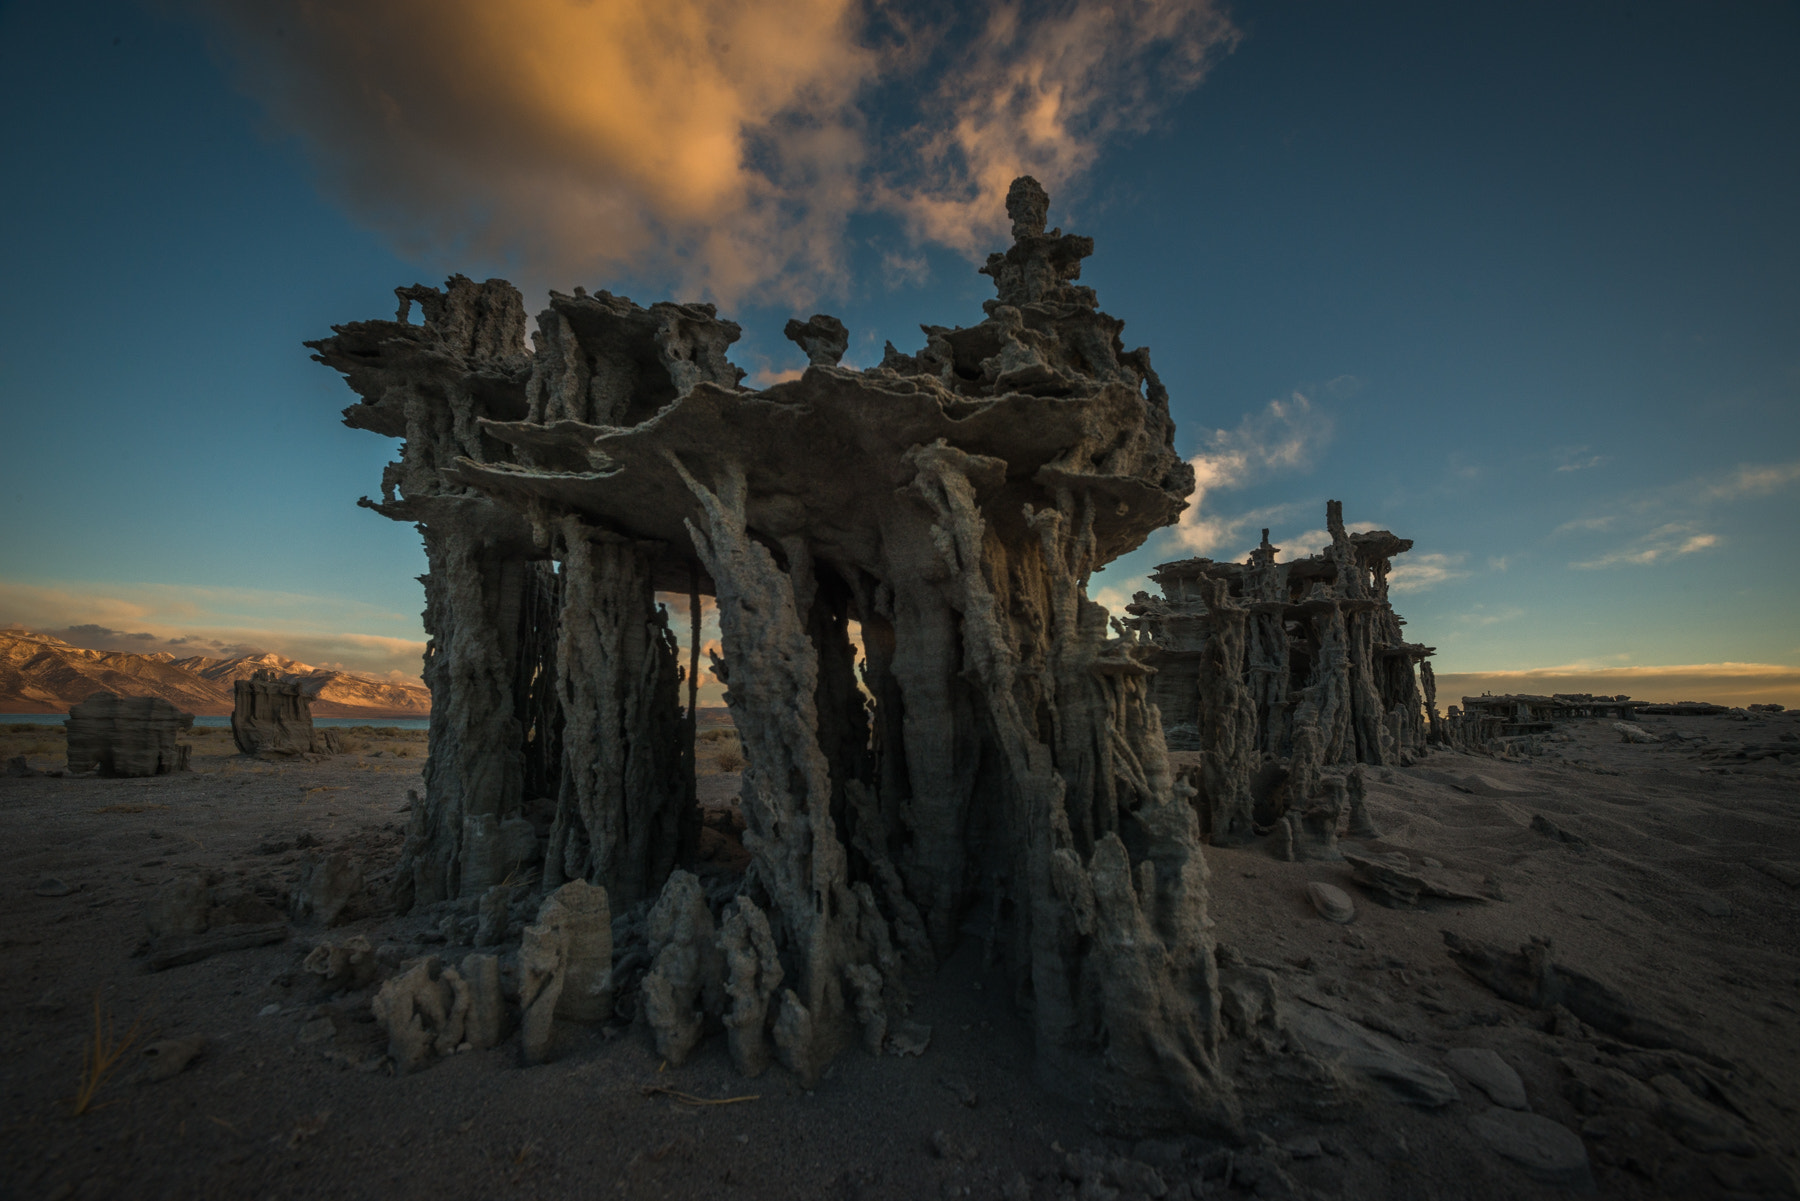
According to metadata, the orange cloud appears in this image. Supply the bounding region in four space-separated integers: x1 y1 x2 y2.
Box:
192 0 1237 302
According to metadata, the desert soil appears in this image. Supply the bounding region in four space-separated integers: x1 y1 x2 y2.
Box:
1 712 1797 1201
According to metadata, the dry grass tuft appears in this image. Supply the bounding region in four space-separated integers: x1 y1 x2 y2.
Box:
71 990 142 1116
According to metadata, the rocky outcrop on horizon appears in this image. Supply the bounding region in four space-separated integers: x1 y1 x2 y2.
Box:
0 629 429 718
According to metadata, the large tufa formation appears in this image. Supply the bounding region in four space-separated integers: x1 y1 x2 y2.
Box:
65 692 192 777
313 178 1233 1129
1122 508 1435 843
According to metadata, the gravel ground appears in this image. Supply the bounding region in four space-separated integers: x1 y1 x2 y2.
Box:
1 713 1796 1200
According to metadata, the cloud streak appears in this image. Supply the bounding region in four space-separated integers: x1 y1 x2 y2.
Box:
1554 456 1799 569
1388 551 1470 594
190 0 1238 303
1569 522 1719 570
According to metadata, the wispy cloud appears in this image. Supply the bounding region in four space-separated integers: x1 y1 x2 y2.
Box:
877 247 930 290
1553 456 1797 570
1172 393 1333 555
875 1 1239 258
1388 551 1471 594
1569 522 1719 570
1552 444 1607 473
1697 459 1800 502
191 0 1238 304
1453 604 1525 627
1553 515 1615 535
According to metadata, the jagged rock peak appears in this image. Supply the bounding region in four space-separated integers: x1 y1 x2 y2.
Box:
782 314 849 367
394 274 529 364
979 176 1098 312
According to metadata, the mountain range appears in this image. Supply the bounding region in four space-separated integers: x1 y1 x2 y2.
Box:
0 628 431 717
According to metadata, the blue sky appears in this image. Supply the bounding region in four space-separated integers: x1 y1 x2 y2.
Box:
2 1 1796 703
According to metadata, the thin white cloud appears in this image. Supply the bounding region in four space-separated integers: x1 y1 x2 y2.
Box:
1388 551 1471 594
1553 515 1616 535
1698 459 1800 502
1453 604 1525 627
877 247 930 290
1172 393 1333 555
1570 522 1719 570
1555 455 1606 472
1552 456 1796 570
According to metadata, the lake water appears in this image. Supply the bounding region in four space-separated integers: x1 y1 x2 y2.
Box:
1 714 431 731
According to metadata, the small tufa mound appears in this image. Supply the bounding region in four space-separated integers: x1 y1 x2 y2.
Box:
517 879 612 1064
370 953 505 1073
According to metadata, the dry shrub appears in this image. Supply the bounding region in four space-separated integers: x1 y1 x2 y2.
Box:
715 747 747 773
71 990 140 1115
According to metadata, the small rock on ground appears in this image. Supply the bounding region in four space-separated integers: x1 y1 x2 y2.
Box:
1468 1109 1592 1188
1445 1046 1529 1110
1306 881 1355 923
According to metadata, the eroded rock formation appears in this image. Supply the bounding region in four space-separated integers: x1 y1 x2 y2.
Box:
231 668 341 755
1442 692 1641 756
1123 510 1435 841
65 692 192 777
315 178 1238 1129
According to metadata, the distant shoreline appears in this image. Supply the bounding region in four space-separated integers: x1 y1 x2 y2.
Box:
0 713 431 730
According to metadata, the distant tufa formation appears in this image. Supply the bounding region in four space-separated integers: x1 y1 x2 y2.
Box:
1120 511 1438 845
65 693 192 777
231 669 343 756
309 178 1446 1129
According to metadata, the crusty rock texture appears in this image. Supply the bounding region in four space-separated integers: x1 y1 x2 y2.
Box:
518 879 613 1064
231 669 335 756
65 692 192 777
1124 510 1435 842
316 178 1241 1129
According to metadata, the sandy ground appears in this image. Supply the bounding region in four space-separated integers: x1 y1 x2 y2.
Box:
0 712 1797 1201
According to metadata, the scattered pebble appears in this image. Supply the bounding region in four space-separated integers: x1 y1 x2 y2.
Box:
140 1035 206 1082
1468 1109 1591 1187
1444 1046 1529 1110
886 1019 931 1057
